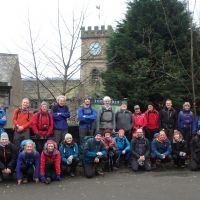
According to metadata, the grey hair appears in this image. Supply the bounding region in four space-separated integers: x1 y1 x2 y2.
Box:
103 96 111 102
56 95 66 103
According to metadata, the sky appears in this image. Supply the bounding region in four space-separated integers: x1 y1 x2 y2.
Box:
0 0 199 80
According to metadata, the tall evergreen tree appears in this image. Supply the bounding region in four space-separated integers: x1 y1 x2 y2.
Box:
102 0 200 111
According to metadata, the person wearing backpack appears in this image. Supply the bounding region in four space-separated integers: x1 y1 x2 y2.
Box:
0 132 17 182
115 101 133 141
32 101 54 153
159 99 177 141
102 129 117 171
16 139 40 185
59 133 79 177
51 95 70 145
178 102 195 149
40 140 61 184
77 97 97 143
131 128 151 172
12 98 33 150
83 132 106 178
114 129 131 168
96 96 115 134
0 107 6 134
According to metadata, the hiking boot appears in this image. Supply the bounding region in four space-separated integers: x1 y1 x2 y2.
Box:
69 172 75 177
45 177 51 184
22 178 28 184
96 170 104 176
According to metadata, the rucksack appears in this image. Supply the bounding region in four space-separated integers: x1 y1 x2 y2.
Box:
100 107 114 122
16 107 30 121
79 136 94 160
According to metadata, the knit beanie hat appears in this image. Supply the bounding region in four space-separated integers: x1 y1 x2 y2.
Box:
65 133 73 140
0 132 9 140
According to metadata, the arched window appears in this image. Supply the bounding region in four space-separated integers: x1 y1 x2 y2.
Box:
91 69 99 81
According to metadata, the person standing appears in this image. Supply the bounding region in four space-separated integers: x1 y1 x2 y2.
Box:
144 103 159 142
77 97 97 143
12 98 33 150
51 95 70 145
115 101 133 141
159 99 177 140
96 96 115 134
32 101 54 153
132 105 145 138
178 102 195 149
0 107 6 134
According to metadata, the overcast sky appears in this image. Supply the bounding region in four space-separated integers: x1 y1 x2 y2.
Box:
0 0 199 79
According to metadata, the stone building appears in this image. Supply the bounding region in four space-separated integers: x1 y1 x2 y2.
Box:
0 53 22 128
22 25 113 125
80 25 113 97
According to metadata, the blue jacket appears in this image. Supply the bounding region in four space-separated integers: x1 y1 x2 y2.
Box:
59 142 79 163
16 151 40 180
114 136 130 153
83 138 106 164
193 117 200 134
0 108 6 132
151 138 172 159
178 110 195 132
52 105 70 130
78 106 97 129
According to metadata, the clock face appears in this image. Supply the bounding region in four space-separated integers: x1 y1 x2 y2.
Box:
89 42 101 56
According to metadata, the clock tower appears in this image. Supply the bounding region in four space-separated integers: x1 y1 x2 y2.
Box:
80 25 113 97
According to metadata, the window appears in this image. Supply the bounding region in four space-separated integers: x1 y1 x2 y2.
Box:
91 69 99 81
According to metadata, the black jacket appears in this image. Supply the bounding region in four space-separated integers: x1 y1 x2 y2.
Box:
0 143 17 170
159 107 177 129
131 137 150 159
191 135 200 162
172 139 187 157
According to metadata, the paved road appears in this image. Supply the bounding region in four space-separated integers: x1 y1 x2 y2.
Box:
0 168 200 200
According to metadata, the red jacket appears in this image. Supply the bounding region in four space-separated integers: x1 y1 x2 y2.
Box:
12 108 33 131
102 136 117 153
32 111 54 137
132 112 145 134
40 140 61 176
144 109 159 130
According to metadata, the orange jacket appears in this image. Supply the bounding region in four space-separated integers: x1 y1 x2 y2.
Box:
12 108 33 131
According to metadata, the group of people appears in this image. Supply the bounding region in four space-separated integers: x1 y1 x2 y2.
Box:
0 95 200 185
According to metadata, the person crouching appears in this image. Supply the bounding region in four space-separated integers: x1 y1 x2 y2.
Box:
0 132 17 182
151 130 172 168
40 140 61 184
83 133 106 178
172 130 187 168
16 140 40 184
131 128 151 172
102 129 117 171
59 133 79 177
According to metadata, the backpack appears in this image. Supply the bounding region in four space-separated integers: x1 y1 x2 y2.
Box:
16 107 30 121
100 107 114 122
79 136 94 160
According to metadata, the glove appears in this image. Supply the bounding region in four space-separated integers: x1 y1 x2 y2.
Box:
56 175 61 181
179 152 186 157
40 176 46 183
